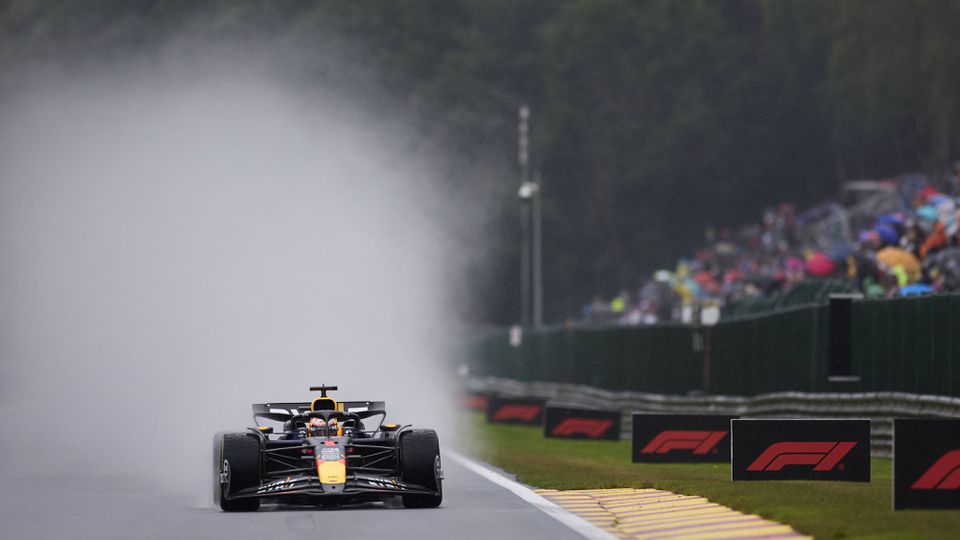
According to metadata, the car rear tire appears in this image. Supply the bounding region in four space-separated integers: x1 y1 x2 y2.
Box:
399 429 443 508
214 432 261 512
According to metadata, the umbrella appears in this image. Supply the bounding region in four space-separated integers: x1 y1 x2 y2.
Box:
936 197 958 236
916 205 938 223
924 247 960 290
806 252 836 277
877 213 903 228
919 185 939 203
899 283 934 297
876 247 921 282
827 243 852 262
875 223 900 246
858 229 880 245
693 271 719 293
653 270 671 283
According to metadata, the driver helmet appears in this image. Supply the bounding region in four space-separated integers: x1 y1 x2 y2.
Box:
307 417 326 437
327 418 340 437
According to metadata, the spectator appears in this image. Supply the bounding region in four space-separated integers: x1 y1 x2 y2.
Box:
578 167 960 325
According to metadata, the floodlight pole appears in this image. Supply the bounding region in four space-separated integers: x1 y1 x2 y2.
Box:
518 104 543 328
519 105 531 328
532 172 543 328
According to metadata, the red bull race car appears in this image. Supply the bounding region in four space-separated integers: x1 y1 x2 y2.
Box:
213 385 443 511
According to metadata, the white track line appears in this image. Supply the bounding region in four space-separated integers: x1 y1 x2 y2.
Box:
446 451 619 540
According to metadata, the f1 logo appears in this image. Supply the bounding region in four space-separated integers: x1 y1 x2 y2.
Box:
633 414 736 463
911 450 960 490
894 419 960 509
641 430 727 455
546 407 620 440
492 404 541 422
550 418 613 438
462 394 489 411
747 442 856 472
732 420 869 481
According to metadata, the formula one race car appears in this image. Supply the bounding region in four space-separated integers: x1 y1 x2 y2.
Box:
213 385 443 511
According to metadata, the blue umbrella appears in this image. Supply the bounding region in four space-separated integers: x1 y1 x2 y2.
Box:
875 223 900 246
899 283 934 297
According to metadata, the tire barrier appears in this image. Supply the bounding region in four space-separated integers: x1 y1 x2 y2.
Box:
466 376 960 457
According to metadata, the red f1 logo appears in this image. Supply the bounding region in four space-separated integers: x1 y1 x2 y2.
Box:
492 404 541 422
551 418 613 438
747 442 856 471
641 430 727 454
462 395 489 411
912 450 960 490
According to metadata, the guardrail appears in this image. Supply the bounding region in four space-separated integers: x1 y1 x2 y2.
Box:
466 376 960 457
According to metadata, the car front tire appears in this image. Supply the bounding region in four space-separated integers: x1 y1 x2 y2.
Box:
214 432 261 512
399 429 443 508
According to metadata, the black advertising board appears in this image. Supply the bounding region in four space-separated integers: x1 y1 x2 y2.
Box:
485 396 546 425
461 392 489 412
731 419 870 481
894 418 960 510
631 414 737 463
544 406 621 440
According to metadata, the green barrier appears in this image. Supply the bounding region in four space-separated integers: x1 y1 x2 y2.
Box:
851 294 960 395
470 294 960 397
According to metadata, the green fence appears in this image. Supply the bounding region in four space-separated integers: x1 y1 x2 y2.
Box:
470 325 702 394
851 295 960 396
469 294 960 397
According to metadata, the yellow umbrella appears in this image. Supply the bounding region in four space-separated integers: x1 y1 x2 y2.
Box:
876 247 921 282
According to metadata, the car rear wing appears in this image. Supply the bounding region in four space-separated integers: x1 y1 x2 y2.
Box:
252 401 386 422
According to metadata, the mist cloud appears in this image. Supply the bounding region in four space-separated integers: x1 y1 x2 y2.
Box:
0 47 469 505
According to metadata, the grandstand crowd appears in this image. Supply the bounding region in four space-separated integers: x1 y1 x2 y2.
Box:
583 163 960 325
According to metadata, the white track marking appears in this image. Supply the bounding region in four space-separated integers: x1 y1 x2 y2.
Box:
446 451 619 540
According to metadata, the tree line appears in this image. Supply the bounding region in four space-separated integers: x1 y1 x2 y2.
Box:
3 0 959 323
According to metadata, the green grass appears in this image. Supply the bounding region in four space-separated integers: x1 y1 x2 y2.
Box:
463 413 960 539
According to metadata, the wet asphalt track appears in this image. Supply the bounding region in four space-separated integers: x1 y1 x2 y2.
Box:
0 454 586 540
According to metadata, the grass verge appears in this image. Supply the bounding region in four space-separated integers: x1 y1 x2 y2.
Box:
464 412 960 539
